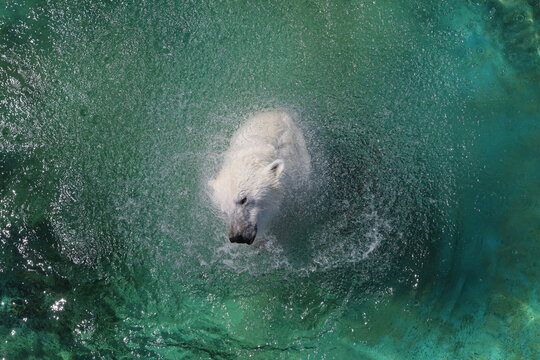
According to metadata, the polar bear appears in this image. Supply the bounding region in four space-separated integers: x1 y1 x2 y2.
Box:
208 111 311 244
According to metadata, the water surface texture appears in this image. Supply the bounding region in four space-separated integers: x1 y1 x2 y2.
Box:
1 0 539 359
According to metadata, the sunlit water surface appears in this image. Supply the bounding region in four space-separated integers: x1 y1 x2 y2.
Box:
1 0 539 358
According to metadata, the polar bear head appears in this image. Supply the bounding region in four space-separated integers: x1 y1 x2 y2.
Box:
208 156 285 245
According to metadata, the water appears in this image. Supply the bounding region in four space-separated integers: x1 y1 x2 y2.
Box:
1 0 539 358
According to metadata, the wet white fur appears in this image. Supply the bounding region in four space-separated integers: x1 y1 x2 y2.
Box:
209 111 311 236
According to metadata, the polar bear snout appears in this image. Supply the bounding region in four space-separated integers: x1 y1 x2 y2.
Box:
228 222 257 245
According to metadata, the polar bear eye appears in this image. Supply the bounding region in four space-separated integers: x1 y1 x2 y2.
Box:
239 197 247 205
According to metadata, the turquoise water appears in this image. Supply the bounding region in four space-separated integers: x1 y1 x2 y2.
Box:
1 0 539 358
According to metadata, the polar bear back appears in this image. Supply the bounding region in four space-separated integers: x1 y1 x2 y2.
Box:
229 111 311 184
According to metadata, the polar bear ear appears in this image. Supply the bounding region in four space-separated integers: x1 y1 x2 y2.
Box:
267 159 284 178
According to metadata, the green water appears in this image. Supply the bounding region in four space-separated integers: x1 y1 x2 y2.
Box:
1 0 539 358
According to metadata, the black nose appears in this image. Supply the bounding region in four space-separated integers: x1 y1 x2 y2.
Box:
229 235 254 245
